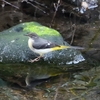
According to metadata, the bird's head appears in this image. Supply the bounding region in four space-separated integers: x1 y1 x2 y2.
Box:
25 33 38 39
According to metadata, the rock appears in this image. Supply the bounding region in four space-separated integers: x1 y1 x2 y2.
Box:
0 22 85 64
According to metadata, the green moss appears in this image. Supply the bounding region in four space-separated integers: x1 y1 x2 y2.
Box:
23 22 60 36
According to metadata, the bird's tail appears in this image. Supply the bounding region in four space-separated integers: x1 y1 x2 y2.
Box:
51 45 84 51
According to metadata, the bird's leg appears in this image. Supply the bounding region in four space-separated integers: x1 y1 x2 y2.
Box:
28 55 42 63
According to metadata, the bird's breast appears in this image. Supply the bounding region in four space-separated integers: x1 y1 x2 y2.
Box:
28 38 35 51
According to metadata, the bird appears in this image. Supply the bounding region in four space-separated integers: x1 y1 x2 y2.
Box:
25 33 84 62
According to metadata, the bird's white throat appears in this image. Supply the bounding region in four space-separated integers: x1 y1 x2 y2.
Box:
28 38 35 51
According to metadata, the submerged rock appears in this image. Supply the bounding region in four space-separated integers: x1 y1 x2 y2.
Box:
0 22 85 64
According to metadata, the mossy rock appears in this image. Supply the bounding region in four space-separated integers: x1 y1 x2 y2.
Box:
0 22 85 64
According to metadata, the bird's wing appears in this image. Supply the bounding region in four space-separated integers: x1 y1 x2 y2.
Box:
33 37 60 49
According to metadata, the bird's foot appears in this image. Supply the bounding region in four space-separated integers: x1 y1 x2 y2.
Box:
28 58 40 63
28 56 42 63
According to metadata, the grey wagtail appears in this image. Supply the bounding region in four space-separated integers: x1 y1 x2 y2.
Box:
25 33 84 62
